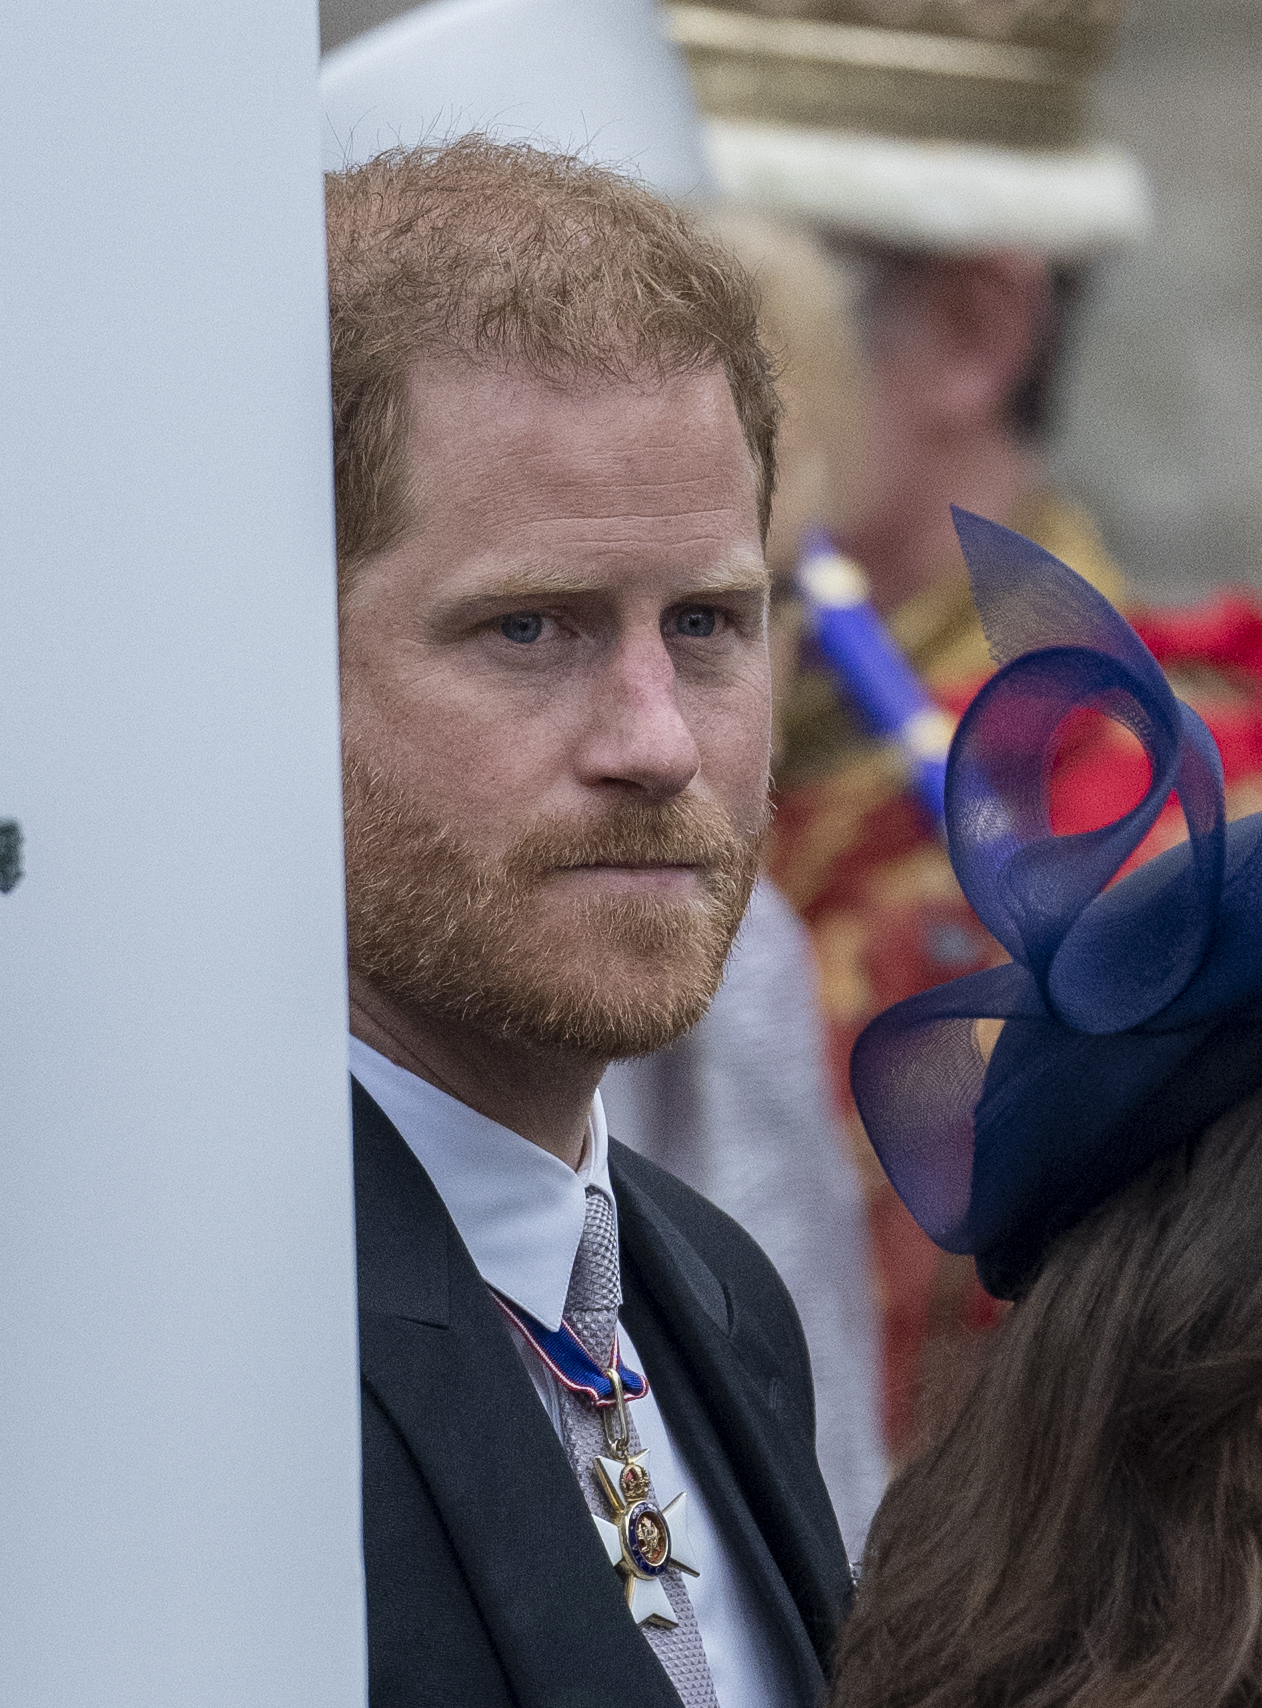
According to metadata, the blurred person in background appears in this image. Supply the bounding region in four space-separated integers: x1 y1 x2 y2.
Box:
834 513 1262 1708
670 0 1262 1467
322 0 887 1573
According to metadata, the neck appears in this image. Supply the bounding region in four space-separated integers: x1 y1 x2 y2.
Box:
348 969 603 1170
848 428 1043 616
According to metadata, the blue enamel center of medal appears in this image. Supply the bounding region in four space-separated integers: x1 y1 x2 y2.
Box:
625 1501 670 1578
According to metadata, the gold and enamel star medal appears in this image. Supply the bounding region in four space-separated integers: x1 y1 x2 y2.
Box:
488 1292 702 1626
590 1368 700 1628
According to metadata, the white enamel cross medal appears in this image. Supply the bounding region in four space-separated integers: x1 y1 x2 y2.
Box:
591 1369 700 1628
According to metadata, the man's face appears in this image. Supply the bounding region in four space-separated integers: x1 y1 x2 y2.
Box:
340 358 772 1059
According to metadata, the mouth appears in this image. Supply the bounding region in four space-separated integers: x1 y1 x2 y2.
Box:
571 860 701 871
545 862 705 893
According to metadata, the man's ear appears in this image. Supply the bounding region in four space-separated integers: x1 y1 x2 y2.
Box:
875 252 1053 436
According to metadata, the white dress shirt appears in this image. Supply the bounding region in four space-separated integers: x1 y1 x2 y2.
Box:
349 1036 795 1708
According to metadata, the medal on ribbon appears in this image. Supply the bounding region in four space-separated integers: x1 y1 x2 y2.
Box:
493 1295 700 1627
589 1364 699 1627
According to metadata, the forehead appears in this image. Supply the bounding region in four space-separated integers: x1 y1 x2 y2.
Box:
401 357 762 566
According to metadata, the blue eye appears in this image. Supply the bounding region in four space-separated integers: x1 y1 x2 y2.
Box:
500 612 544 644
674 608 717 638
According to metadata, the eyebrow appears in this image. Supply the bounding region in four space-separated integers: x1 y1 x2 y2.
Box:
455 562 772 603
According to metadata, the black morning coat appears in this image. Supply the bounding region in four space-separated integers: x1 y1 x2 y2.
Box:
354 1078 855 1708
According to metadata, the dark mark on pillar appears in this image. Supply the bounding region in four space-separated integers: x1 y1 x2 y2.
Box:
0 821 23 893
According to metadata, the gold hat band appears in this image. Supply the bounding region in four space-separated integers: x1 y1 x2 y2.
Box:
666 4 1088 152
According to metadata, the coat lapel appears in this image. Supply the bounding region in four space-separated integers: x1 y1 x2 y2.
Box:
610 1145 853 1693
353 1082 682 1708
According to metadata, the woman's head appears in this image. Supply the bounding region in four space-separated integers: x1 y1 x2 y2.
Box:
836 1083 1262 1708
839 518 1262 1703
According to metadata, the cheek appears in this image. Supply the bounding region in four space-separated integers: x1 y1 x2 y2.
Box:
689 674 774 824
344 656 578 834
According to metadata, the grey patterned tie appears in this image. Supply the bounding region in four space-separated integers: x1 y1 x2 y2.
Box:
558 1185 719 1708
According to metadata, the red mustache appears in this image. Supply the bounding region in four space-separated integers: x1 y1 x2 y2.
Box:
498 798 765 883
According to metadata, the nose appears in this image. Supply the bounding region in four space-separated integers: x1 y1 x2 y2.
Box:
575 628 701 803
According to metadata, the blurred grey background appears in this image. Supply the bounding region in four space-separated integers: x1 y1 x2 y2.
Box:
1050 0 1262 599
321 0 1262 600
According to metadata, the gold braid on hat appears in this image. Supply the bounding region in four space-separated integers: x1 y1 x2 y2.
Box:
665 0 1128 151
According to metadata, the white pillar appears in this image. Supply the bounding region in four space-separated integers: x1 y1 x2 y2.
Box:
0 3 366 1705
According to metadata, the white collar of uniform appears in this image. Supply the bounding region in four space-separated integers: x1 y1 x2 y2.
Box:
348 1035 612 1333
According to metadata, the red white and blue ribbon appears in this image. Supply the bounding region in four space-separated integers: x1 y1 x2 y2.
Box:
491 1292 650 1408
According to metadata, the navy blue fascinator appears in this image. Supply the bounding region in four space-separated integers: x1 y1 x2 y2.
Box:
851 509 1262 1300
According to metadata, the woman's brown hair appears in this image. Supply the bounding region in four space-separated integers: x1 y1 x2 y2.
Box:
835 1084 1262 1708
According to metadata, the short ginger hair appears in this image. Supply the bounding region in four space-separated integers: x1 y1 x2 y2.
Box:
325 135 781 584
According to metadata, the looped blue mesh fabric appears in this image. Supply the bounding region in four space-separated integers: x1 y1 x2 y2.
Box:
851 509 1262 1299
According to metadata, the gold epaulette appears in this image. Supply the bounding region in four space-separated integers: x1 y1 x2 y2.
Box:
892 489 1128 696
773 490 1127 907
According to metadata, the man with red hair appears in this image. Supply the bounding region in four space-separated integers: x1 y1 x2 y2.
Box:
329 137 851 1708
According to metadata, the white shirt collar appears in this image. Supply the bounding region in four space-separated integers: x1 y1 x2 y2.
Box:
348 1035 612 1332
